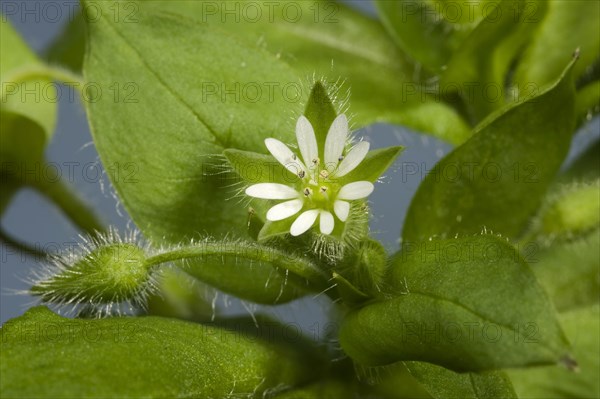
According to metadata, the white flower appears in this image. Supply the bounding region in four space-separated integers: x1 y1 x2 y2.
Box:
245 114 374 236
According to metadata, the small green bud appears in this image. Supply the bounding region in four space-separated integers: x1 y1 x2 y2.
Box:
337 238 388 296
30 230 152 315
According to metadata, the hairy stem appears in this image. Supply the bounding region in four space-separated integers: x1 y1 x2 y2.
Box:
145 242 332 293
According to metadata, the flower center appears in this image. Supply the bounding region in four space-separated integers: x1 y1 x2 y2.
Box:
299 167 340 209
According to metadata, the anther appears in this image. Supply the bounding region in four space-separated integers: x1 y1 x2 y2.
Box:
319 170 329 179
312 158 320 166
338 155 344 161
298 170 306 178
303 188 313 196
320 186 327 193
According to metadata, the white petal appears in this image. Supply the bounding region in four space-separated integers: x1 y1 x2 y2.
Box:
319 210 335 235
337 181 374 200
296 116 318 166
290 210 319 236
334 141 370 177
324 114 348 168
245 183 298 200
264 138 305 176
334 200 350 222
266 199 303 221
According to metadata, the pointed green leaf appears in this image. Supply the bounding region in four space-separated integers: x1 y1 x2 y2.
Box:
83 0 307 241
515 0 600 87
1 20 57 212
404 362 517 399
146 0 471 144
508 305 600 399
44 10 86 72
441 0 546 122
339 235 570 372
0 307 320 398
403 57 577 243
374 0 460 73
1 19 57 136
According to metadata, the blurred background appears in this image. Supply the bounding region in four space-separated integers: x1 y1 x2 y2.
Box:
1 0 598 325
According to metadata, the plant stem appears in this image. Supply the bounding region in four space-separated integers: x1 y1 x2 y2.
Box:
145 242 331 293
0 227 47 260
0 65 86 99
31 176 105 236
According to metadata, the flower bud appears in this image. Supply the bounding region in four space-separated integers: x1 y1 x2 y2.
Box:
30 231 152 315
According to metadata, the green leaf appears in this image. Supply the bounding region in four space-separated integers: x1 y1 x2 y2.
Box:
44 10 86 72
404 362 517 399
0 111 46 213
375 0 505 75
0 20 57 213
367 362 433 399
374 0 459 73
441 0 546 122
339 235 570 372
515 0 600 88
0 307 320 398
146 0 471 144
83 0 308 240
1 19 57 136
403 56 577 243
508 304 600 399
532 228 600 312
273 380 356 399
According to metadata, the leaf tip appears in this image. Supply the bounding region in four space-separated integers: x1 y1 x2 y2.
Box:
560 355 579 372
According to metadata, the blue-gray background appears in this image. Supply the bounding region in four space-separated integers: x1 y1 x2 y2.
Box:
1 0 598 326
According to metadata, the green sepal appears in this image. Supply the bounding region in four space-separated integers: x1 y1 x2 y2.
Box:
332 272 370 307
223 148 297 185
339 146 404 185
304 81 341 158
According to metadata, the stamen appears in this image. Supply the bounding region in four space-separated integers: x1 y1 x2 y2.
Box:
292 154 297 160
320 186 327 193
338 155 344 161
303 188 313 197
312 158 320 166
320 170 329 179
298 170 306 178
